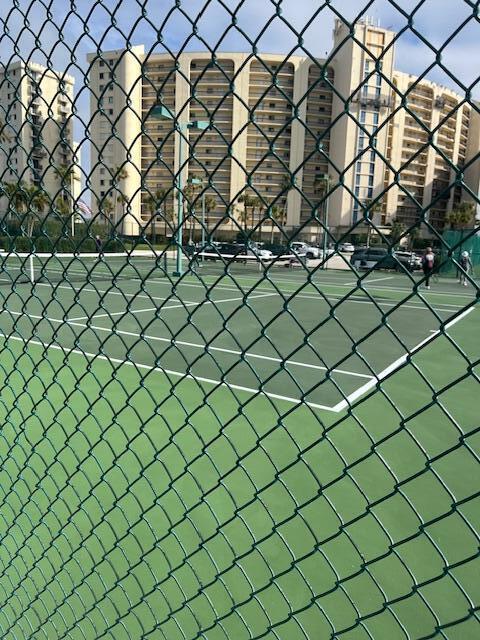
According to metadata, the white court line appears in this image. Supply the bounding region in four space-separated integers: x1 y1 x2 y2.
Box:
1 306 473 413
0 331 338 413
331 306 476 412
2 309 374 380
35 277 466 311
188 272 476 299
66 292 275 322
118 279 460 313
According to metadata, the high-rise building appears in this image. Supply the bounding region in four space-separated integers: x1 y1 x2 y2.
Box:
87 19 480 237
0 61 75 206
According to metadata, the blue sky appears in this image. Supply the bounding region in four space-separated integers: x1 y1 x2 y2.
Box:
1 0 478 194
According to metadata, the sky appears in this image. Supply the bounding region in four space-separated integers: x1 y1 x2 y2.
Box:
0 0 478 196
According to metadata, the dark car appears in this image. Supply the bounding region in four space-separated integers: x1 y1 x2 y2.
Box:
350 247 417 272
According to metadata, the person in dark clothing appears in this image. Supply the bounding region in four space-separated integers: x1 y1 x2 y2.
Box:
95 235 103 257
421 247 435 289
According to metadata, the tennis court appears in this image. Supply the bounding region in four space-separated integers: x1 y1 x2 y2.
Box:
0 252 478 639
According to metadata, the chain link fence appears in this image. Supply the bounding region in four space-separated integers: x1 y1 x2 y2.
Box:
0 1 479 638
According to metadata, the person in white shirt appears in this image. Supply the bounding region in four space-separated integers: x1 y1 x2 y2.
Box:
421 247 435 289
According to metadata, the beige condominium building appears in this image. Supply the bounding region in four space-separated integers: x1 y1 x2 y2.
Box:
0 61 75 209
87 18 480 238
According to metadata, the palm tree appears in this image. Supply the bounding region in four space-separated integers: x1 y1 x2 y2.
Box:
237 193 257 233
23 185 49 237
3 182 27 220
269 204 285 243
54 163 76 235
114 165 129 223
389 219 406 246
204 194 217 239
362 198 382 247
314 174 331 245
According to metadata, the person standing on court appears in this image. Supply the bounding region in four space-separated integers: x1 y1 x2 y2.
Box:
459 250 473 286
421 246 435 289
95 234 103 257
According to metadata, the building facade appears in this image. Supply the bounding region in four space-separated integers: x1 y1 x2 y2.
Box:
87 19 480 238
0 61 75 209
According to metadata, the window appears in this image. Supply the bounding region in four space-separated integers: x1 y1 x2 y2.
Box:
100 168 105 174
100 179 105 186
99 84 104 91
368 175 374 186
360 110 366 123
100 190 105 196
108 97 113 103
269 102 275 108
109 109 113 115
99 73 104 79
99 61 105 67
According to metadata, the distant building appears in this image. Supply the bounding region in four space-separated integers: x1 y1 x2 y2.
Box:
87 18 480 237
0 60 75 208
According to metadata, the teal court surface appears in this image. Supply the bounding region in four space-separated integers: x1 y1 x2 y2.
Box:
0 253 478 639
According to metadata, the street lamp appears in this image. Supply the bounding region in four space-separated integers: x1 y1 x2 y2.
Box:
317 173 330 269
150 104 209 276
188 177 206 253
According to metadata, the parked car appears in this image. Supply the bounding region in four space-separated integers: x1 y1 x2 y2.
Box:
350 247 418 272
339 242 355 253
202 242 273 261
290 242 322 259
395 251 422 270
261 243 298 257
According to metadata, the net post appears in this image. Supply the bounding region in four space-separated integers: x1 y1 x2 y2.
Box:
29 254 35 284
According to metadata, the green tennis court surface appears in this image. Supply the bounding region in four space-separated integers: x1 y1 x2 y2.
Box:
0 258 478 639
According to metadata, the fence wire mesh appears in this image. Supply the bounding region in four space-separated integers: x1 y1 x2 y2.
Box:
0 1 479 638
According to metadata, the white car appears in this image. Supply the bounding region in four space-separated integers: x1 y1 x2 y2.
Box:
339 242 355 253
290 242 322 259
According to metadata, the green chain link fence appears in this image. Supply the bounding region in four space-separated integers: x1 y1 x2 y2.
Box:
0 1 479 638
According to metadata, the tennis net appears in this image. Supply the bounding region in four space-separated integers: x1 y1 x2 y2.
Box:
0 251 168 285
186 251 300 277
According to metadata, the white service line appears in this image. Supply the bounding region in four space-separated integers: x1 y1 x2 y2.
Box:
0 332 338 413
123 279 460 313
66 292 276 322
36 276 466 310
2 310 374 380
331 306 476 412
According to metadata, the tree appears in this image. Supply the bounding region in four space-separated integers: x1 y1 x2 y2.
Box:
2 182 48 236
113 165 129 222
389 219 406 246
54 163 76 235
99 196 115 226
445 202 475 230
203 194 217 239
237 192 257 233
362 198 382 247
407 225 420 250
269 204 286 243
314 174 331 245
145 188 169 241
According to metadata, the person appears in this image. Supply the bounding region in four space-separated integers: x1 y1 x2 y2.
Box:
459 250 473 286
95 235 103 257
421 246 435 289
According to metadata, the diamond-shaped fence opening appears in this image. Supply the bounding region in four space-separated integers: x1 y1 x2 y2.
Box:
0 1 478 638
